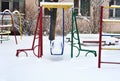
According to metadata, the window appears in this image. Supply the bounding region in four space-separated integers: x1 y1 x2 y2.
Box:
2 2 9 11
13 0 19 10
74 0 79 15
74 0 90 16
1 0 25 13
109 0 120 18
1 0 9 11
80 0 90 16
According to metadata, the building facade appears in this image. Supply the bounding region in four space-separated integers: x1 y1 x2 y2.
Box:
0 0 120 33
0 0 25 13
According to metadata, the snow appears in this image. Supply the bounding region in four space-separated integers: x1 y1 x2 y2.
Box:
66 33 119 45
0 35 120 81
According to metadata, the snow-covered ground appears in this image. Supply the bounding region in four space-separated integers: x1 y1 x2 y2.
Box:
0 35 120 81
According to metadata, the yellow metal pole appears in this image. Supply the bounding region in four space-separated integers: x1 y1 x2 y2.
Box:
13 10 22 40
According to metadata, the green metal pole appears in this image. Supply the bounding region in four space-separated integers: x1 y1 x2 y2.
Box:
71 8 74 58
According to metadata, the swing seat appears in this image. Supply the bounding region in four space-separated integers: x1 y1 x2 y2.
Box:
50 41 64 55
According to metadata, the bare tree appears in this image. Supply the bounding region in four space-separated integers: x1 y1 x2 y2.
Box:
23 4 38 35
90 0 110 33
77 0 109 33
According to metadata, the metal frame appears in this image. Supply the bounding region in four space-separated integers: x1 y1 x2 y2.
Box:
71 9 97 58
49 8 64 55
16 2 95 58
12 10 22 40
98 6 120 68
0 9 17 44
16 7 43 58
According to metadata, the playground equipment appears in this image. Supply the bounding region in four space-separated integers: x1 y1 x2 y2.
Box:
82 40 106 46
98 5 120 68
102 33 120 39
71 10 96 58
16 6 42 58
12 10 22 40
49 9 64 55
16 2 73 58
0 9 17 44
16 2 96 58
80 36 118 46
49 4 66 55
102 48 120 50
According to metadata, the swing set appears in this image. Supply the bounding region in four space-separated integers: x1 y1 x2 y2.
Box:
16 2 96 58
